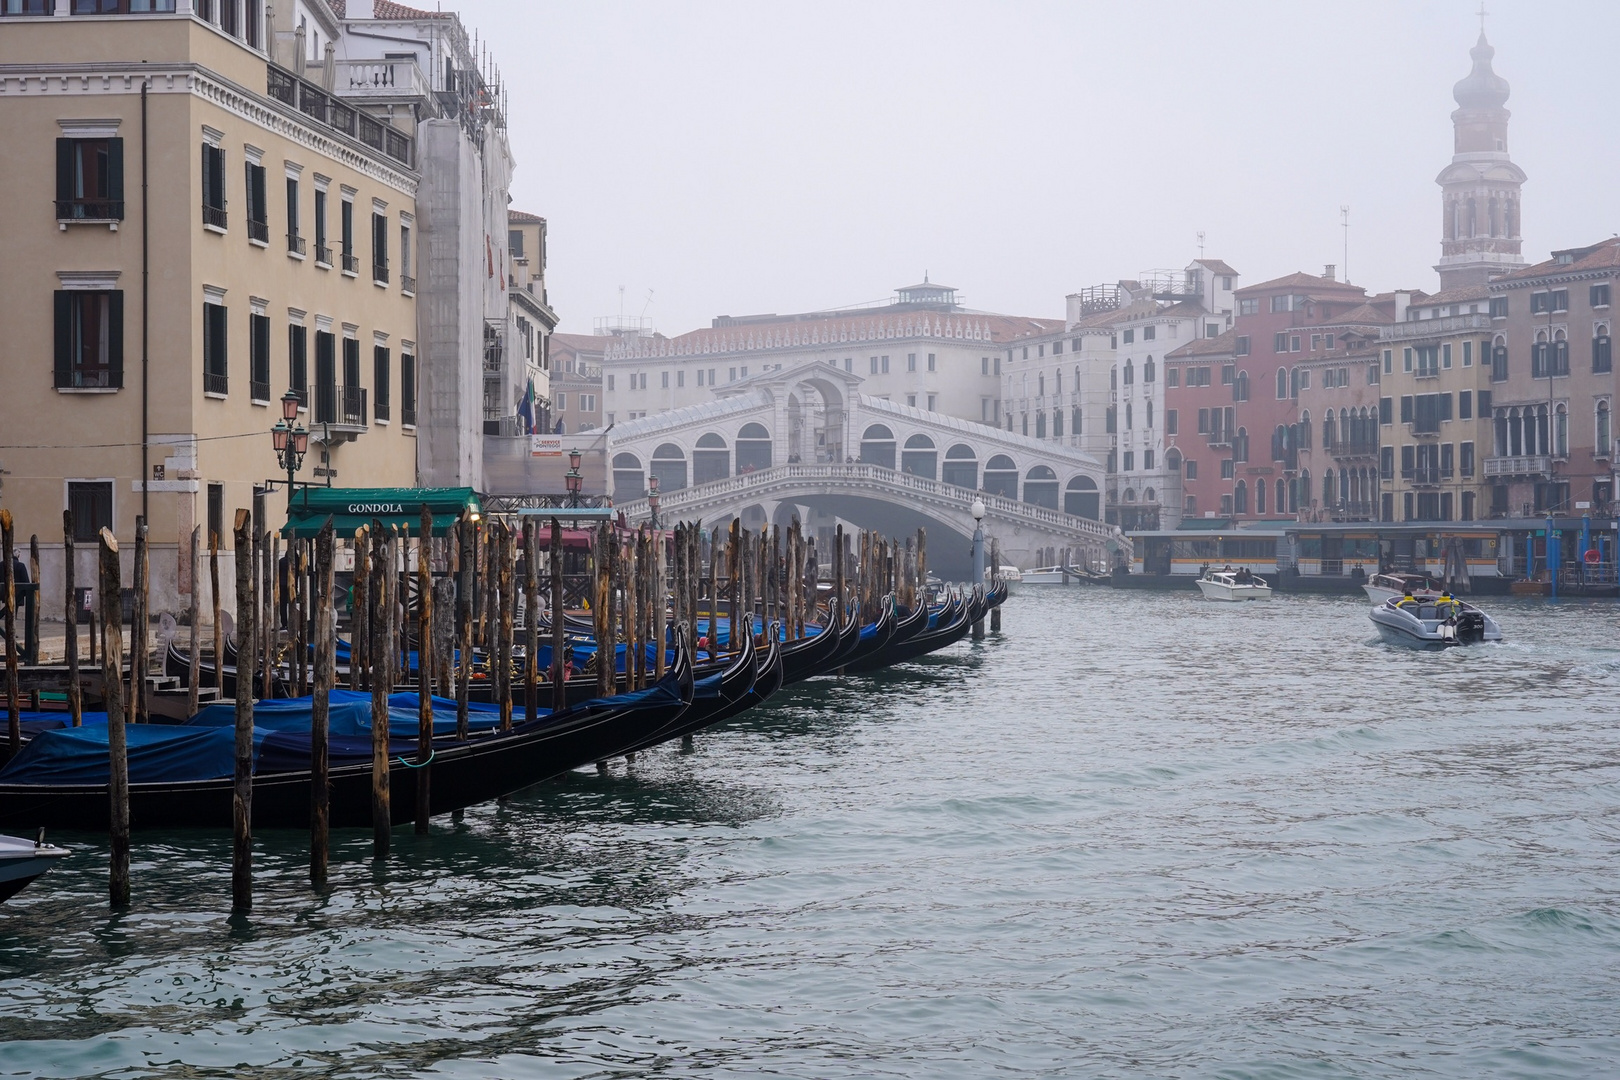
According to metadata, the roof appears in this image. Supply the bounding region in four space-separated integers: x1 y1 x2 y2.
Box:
1497 237 1620 283
1069 308 1127 331
1193 259 1239 276
1165 328 1238 359
329 0 452 18
1414 285 1490 306
1316 302 1393 326
508 210 546 225
1235 271 1366 297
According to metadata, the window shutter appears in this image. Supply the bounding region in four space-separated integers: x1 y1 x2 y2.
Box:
56 138 74 206
108 291 125 388
53 290 72 388
108 138 125 205
252 165 266 222
1441 393 1453 421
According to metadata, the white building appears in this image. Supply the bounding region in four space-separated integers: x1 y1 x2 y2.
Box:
1000 259 1238 530
599 281 1061 439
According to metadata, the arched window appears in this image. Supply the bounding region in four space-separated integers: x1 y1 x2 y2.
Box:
1054 370 1062 395
1595 325 1613 374
1123 488 1136 503
735 421 772 472
1052 410 1064 438
1599 400 1613 458
1146 399 1154 428
612 452 645 501
650 443 688 492
1024 465 1059 509
1297 468 1310 512
1234 370 1249 402
1145 487 1156 503
692 432 730 484
1299 410 1312 450
901 433 937 479
1536 404 1550 456
942 443 978 489
1143 356 1156 383
1123 359 1134 385
1110 366 1118 390
1256 475 1267 514
1277 367 1288 399
1276 478 1287 515
859 423 896 469
1555 403 1568 457
1125 402 1133 429
1233 479 1248 515
1064 475 1100 519
1072 407 1082 435
983 454 1018 499
1323 409 1337 449
1323 469 1336 506
1035 411 1047 438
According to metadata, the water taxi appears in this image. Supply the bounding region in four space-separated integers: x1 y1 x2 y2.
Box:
0 832 69 903
1195 568 1273 601
1361 571 1441 605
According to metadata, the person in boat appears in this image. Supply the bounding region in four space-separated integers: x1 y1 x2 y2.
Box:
1394 585 1419 610
1435 591 1461 619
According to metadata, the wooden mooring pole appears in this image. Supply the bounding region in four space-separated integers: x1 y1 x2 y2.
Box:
99 527 129 908
2 510 18 756
417 506 434 834
232 508 255 913
187 525 201 718
550 517 566 714
311 519 334 887
64 512 81 727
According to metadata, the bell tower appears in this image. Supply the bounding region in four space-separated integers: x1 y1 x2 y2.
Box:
1434 30 1527 290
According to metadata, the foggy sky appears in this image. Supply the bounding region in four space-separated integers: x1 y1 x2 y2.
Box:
469 0 1620 334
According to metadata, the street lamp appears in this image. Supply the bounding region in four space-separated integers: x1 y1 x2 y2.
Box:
271 389 310 510
564 448 583 509
648 472 661 529
970 497 986 641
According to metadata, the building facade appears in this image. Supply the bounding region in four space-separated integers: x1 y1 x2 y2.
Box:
1484 238 1620 518
0 1 423 612
507 209 557 431
548 332 607 435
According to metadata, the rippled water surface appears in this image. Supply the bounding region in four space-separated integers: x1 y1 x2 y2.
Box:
5 588 1620 1079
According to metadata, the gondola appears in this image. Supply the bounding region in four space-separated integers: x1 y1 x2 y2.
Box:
828 599 899 671
0 642 695 832
844 589 972 672
616 625 783 756
165 641 291 700
778 598 848 686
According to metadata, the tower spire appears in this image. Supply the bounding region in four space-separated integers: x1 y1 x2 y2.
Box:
1434 27 1525 290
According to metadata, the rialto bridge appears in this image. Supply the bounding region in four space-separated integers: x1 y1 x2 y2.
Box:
604 365 1128 577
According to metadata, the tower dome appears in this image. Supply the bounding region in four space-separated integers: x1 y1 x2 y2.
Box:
1453 31 1510 110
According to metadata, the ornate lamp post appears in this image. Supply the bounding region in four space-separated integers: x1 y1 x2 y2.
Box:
271 389 310 511
648 473 661 529
564 448 583 509
970 497 986 641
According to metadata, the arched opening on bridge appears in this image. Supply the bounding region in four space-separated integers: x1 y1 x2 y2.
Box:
612 452 645 500
1065 475 1099 519
983 454 1018 499
735 422 772 473
738 504 768 532
693 432 730 484
860 424 896 469
901 434 937 480
651 443 687 492
784 373 848 464
1024 465 1059 510
942 443 977 489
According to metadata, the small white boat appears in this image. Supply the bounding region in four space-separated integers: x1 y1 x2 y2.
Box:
0 831 70 903
1195 568 1272 601
988 565 1022 593
1021 564 1104 585
1369 593 1502 649
1362 571 1440 605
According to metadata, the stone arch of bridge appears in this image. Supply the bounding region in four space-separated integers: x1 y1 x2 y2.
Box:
780 371 850 464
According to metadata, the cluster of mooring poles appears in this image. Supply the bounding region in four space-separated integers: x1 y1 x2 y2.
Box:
0 506 1007 912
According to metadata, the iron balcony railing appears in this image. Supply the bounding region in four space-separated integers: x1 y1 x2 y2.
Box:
287 232 305 256
315 243 332 266
202 204 227 230
267 64 414 168
203 370 228 396
372 262 389 284
401 274 416 295
56 198 124 221
341 252 360 275
250 378 271 402
248 217 269 244
315 384 368 427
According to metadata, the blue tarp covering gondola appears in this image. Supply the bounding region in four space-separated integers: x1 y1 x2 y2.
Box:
0 724 242 785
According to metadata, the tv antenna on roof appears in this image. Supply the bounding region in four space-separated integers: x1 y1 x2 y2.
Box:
1341 206 1350 283
1197 231 1205 258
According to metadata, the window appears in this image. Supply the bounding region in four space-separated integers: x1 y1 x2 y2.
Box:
400 223 414 292
312 188 329 264
1441 442 1455 479
981 356 989 375
53 289 124 389
1488 295 1507 318
1462 340 1472 367
1380 445 1394 480
56 136 124 220
1403 347 1414 373
676 370 685 388
1123 360 1134 385
1236 298 1257 316
1166 408 1178 435
1166 368 1179 388
1459 390 1472 420
340 197 356 273
907 394 917 408
1123 329 1134 344
1491 341 1508 381
661 370 669 389
313 330 335 422
928 353 937 371
1198 408 1210 434
1123 451 1134 471
556 392 567 411
907 353 917 372
401 351 416 425
928 393 937 410
67 481 113 541
371 211 389 283
1400 395 1415 424
1220 364 1235 385
870 356 879 374
1234 335 1250 357
1595 332 1612 373
244 159 268 243
201 143 227 229
1531 289 1569 314
1598 402 1612 457
1379 397 1392 425
1400 445 1414 480
1274 332 1288 353
2 0 52 13
284 176 305 254
249 311 270 401
1442 343 1453 369
288 324 307 403
729 367 737 383
1325 334 1336 350
203 298 228 394
373 345 390 421
581 393 596 412
881 355 889 374
1460 441 1475 477
1220 459 1235 479
1143 326 1156 341
1593 283 1612 308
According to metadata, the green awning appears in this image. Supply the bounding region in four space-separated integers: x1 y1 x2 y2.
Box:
280 487 480 538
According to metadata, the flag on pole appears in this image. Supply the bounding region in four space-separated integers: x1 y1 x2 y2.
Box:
517 378 536 434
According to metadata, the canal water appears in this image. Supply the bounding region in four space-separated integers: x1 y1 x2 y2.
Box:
3 588 1620 1078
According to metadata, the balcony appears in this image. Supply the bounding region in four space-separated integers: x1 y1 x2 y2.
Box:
335 58 432 102
342 252 359 275
287 232 305 256
1484 454 1551 478
373 263 389 285
56 198 124 223
248 217 269 244
203 371 228 396
1328 439 1379 460
1408 467 1450 488
315 243 333 266
1204 430 1232 448
1408 420 1441 438
314 384 368 436
374 397 390 423
401 274 416 295
202 204 227 230
267 65 413 168
250 377 271 402
1381 312 1491 342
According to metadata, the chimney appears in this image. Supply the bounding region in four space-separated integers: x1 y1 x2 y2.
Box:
1323 264 1336 281
1394 290 1411 322
350 0 375 18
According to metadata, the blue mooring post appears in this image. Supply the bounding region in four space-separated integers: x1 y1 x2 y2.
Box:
1546 514 1560 600
971 500 986 641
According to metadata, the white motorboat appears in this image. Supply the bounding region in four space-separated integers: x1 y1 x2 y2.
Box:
1195 568 1272 601
1369 592 1502 649
1362 571 1440 605
987 565 1022 593
1020 564 1105 585
0 831 69 903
